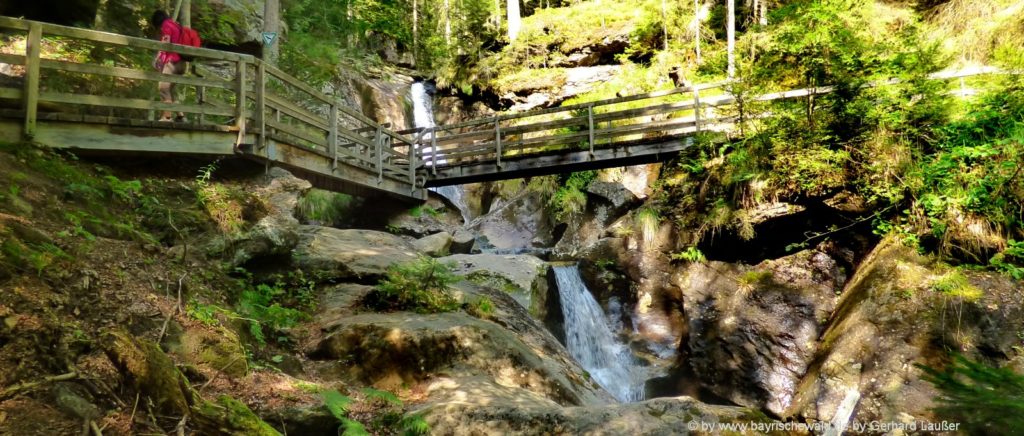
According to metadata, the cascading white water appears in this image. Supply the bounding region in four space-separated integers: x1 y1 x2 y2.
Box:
411 81 472 224
553 265 644 403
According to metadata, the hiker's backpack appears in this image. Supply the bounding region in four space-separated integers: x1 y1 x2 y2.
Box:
175 24 202 61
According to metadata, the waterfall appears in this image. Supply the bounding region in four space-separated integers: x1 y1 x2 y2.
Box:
412 81 472 224
553 265 644 403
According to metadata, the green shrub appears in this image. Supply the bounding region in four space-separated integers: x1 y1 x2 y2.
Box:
366 257 460 313
919 355 1024 435
298 189 358 225
236 270 317 346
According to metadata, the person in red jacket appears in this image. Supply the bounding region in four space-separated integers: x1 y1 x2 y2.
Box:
151 10 186 122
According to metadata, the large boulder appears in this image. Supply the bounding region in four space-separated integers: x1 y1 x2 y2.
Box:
673 249 846 416
787 237 1024 424
438 253 548 309
413 231 453 257
470 191 555 251
291 227 419 281
308 283 612 407
228 167 310 266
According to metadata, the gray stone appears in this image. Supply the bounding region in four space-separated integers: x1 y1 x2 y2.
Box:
673 249 846 415
291 227 419 281
228 168 310 266
413 232 453 257
450 229 476 254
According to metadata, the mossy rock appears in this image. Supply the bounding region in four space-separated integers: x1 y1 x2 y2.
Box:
102 330 193 415
193 395 282 436
179 326 249 378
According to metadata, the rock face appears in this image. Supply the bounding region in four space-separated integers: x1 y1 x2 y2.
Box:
413 232 453 257
418 392 773 435
228 168 310 266
504 66 622 111
470 190 555 251
438 253 548 309
291 227 419 281
787 237 1024 423
673 249 847 415
309 283 612 407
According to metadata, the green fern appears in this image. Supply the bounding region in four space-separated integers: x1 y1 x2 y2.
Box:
362 387 402 407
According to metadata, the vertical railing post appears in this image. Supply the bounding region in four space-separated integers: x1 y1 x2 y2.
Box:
376 127 384 184
407 135 417 190
197 86 206 125
328 103 338 169
234 60 248 147
255 61 266 150
494 117 502 169
430 129 438 175
693 86 702 133
587 104 595 159
23 22 41 140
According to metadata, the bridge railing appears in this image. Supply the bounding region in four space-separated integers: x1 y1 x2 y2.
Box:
414 81 737 171
416 67 1003 173
0 16 418 188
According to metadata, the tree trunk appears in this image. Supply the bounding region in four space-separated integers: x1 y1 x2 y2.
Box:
727 0 735 78
760 0 768 26
181 0 191 27
93 0 108 30
413 0 419 58
694 0 701 64
661 0 668 51
445 0 452 46
264 0 280 65
507 0 521 42
494 0 502 30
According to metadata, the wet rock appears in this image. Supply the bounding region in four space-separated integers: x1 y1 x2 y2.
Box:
438 253 548 299
673 249 846 415
470 190 554 251
309 283 611 407
413 232 453 257
291 226 419 281
417 387 777 436
385 196 462 237
228 168 310 266
787 237 1024 423
450 229 476 254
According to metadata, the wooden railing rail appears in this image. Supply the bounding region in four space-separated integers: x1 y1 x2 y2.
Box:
0 15 417 190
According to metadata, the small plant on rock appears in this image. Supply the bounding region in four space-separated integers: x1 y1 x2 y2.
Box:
366 256 460 313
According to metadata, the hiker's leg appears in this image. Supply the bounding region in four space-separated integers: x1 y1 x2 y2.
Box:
158 62 177 120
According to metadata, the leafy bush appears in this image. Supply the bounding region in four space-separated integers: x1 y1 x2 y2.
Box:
366 257 460 313
297 189 358 226
236 271 317 346
549 171 597 221
919 355 1024 434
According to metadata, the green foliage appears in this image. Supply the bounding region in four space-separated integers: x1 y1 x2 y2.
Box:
466 295 495 318
930 270 983 302
919 355 1024 435
321 390 369 435
186 300 224 326
738 270 773 287
634 207 661 244
549 171 596 221
297 189 358 225
670 246 706 263
367 256 460 313
409 204 444 218
362 387 402 407
990 240 1024 280
235 270 317 346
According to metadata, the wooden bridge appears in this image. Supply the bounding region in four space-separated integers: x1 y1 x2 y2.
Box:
0 16 997 201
